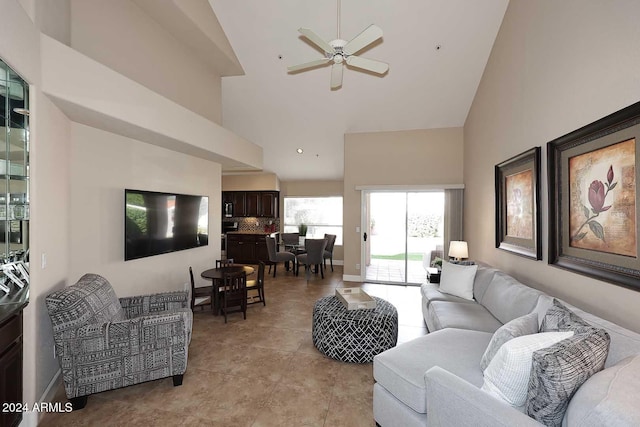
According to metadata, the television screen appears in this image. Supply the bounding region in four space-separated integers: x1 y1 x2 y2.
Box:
125 189 209 261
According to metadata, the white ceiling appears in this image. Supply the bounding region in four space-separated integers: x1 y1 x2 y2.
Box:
209 0 509 181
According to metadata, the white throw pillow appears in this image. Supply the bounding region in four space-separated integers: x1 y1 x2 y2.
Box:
480 312 539 371
438 261 478 300
481 331 574 407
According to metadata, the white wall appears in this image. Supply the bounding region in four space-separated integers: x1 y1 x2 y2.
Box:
464 0 640 332
70 0 223 124
69 123 221 296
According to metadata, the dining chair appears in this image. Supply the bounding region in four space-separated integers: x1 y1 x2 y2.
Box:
281 233 300 253
296 238 327 281
220 271 247 323
216 258 234 268
323 234 337 272
189 267 212 312
246 261 266 306
265 236 296 277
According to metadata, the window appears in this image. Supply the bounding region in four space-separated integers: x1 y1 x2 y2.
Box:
283 197 343 245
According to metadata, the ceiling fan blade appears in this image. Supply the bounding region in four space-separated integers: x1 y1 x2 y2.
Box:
330 63 343 89
298 28 334 54
346 55 389 74
287 58 331 73
343 24 384 55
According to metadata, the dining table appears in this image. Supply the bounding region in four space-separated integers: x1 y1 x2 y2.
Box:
201 265 255 315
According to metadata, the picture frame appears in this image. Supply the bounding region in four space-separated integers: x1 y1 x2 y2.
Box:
495 147 542 259
548 101 640 290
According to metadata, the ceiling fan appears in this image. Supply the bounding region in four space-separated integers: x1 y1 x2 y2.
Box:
287 0 389 89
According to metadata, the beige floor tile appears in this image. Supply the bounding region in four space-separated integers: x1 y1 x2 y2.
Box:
40 266 431 426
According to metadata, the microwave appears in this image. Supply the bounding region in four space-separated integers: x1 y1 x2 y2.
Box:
224 202 233 218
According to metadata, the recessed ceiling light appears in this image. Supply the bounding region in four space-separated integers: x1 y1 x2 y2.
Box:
296 148 304 154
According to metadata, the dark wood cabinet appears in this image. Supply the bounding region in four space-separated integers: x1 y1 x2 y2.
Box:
0 311 23 427
222 191 279 218
245 192 260 217
226 234 269 264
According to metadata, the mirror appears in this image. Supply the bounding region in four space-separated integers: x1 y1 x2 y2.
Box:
0 58 29 271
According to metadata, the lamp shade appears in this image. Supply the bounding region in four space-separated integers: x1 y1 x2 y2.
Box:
448 241 468 259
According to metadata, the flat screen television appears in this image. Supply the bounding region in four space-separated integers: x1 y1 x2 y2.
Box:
125 189 209 261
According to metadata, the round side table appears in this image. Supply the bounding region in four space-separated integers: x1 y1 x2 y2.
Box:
312 295 398 363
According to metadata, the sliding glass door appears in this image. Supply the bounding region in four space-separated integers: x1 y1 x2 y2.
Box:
365 191 444 285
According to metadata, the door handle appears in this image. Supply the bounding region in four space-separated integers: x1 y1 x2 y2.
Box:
363 232 368 242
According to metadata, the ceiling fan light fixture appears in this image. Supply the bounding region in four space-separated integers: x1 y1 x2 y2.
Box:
287 0 388 89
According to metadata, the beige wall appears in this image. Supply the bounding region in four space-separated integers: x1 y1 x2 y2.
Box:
69 123 221 296
0 0 229 415
343 128 464 277
222 173 280 191
464 0 640 332
70 0 222 124
280 180 344 262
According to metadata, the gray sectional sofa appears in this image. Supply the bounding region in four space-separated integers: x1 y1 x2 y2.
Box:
373 266 640 426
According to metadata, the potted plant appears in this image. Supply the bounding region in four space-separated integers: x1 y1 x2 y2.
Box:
298 223 308 245
431 257 443 271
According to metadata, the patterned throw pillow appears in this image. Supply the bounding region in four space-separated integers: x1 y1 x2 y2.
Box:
527 301 611 427
540 299 591 333
480 312 539 371
481 331 574 407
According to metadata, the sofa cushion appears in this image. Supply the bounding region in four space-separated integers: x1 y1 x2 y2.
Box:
426 300 503 333
480 312 539 371
481 331 574 407
480 272 543 324
439 261 478 300
46 273 127 334
421 283 476 307
540 299 592 332
526 327 610 426
564 355 640 427
373 328 493 414
473 266 499 302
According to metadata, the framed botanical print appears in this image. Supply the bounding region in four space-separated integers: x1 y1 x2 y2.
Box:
495 147 542 259
548 101 640 290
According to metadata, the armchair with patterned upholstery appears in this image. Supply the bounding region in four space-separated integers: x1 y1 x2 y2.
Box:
45 273 192 410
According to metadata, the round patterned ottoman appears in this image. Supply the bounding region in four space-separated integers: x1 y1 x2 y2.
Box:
312 295 398 363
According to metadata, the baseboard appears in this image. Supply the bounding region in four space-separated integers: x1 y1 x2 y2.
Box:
342 274 362 282
20 368 63 427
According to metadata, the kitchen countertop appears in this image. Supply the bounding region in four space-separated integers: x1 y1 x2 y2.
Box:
226 231 278 236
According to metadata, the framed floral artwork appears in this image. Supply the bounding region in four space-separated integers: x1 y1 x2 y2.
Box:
495 147 541 259
548 101 640 290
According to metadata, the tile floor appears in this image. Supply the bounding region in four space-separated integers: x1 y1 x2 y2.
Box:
41 265 427 427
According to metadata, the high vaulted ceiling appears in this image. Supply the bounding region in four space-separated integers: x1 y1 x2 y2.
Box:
209 0 509 181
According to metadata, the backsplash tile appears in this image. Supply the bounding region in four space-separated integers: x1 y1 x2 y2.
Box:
230 217 280 233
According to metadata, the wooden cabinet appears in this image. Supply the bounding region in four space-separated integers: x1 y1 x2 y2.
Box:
222 191 278 218
226 234 269 264
0 311 24 427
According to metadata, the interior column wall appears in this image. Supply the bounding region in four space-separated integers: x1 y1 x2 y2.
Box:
464 0 640 332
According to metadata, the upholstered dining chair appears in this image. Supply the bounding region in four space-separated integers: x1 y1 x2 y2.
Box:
220 271 247 323
246 261 266 306
216 258 234 268
281 232 301 253
189 266 212 311
296 238 327 281
265 236 296 277
323 234 337 272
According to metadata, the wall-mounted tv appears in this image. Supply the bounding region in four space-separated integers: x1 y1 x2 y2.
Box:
125 189 209 261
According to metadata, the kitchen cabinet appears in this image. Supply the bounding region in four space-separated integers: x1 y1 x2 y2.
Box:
0 310 24 427
222 191 278 218
226 233 270 264
222 192 246 217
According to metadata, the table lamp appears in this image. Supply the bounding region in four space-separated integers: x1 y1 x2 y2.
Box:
448 241 468 261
